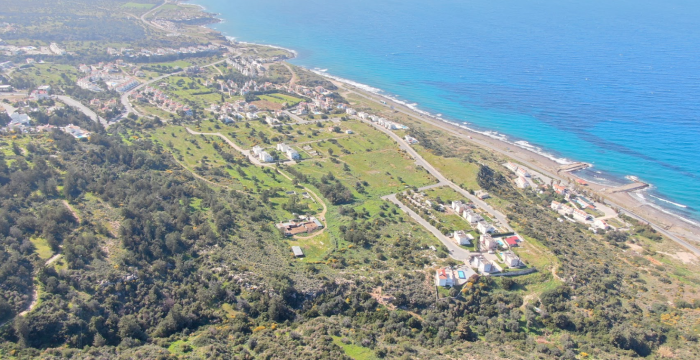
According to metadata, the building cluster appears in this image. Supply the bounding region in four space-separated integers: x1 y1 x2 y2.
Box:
76 62 139 93
226 56 267 78
133 86 191 115
214 100 264 122
451 201 496 234
107 44 221 58
549 182 614 231
286 85 337 114
277 217 324 237
0 44 54 56
405 192 440 222
357 112 409 130
89 98 119 113
504 162 541 189
2 107 89 140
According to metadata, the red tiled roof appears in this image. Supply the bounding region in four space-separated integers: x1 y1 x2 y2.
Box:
505 237 519 246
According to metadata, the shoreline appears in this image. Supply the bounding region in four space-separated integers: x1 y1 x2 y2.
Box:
189 1 700 246
331 79 700 245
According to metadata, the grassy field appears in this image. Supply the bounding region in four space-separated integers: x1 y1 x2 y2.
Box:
257 93 304 106
417 150 481 191
332 336 378 360
30 237 53 260
12 63 80 87
122 2 155 9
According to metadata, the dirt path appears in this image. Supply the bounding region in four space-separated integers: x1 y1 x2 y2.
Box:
0 252 65 328
292 187 328 240
283 63 299 87
62 200 80 223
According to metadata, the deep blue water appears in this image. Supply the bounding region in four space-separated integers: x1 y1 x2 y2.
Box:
193 0 700 223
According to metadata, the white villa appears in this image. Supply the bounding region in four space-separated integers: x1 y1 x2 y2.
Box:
471 255 497 274
479 234 498 252
502 251 523 268
435 267 476 287
252 146 274 163
477 221 496 234
573 209 593 223
454 231 473 246
475 190 490 199
463 209 483 224
277 143 300 160
452 200 468 215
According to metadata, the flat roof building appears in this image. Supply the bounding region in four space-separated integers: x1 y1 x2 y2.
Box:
292 246 304 257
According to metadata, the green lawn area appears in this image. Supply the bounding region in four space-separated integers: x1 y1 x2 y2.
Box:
332 336 378 360
423 186 470 204
258 93 304 106
289 231 333 262
415 149 481 191
122 2 155 9
151 60 192 69
162 75 222 107
12 63 80 86
30 237 53 260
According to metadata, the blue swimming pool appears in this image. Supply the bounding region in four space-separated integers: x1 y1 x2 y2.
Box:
497 239 505 247
458 271 466 279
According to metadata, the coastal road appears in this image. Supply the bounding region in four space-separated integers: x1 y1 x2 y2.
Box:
344 85 700 255
607 200 700 257
56 95 108 127
361 118 514 232
383 193 472 261
140 1 169 31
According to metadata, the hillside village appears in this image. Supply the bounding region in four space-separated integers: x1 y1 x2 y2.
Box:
1 1 699 359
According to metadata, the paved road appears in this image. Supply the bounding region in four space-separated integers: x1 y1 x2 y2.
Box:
56 95 108 127
383 194 472 261
140 1 169 31
361 118 514 232
608 200 700 257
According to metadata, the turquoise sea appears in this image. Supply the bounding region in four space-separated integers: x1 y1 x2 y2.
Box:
193 0 700 224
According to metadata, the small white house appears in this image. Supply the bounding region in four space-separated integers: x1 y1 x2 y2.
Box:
463 209 483 224
471 255 496 274
516 167 531 178
451 201 468 215
477 221 495 234
454 231 473 246
259 151 274 163
277 143 300 160
502 251 522 268
515 176 530 189
594 218 610 230
479 234 498 252
435 268 455 287
475 190 490 199
573 209 592 222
